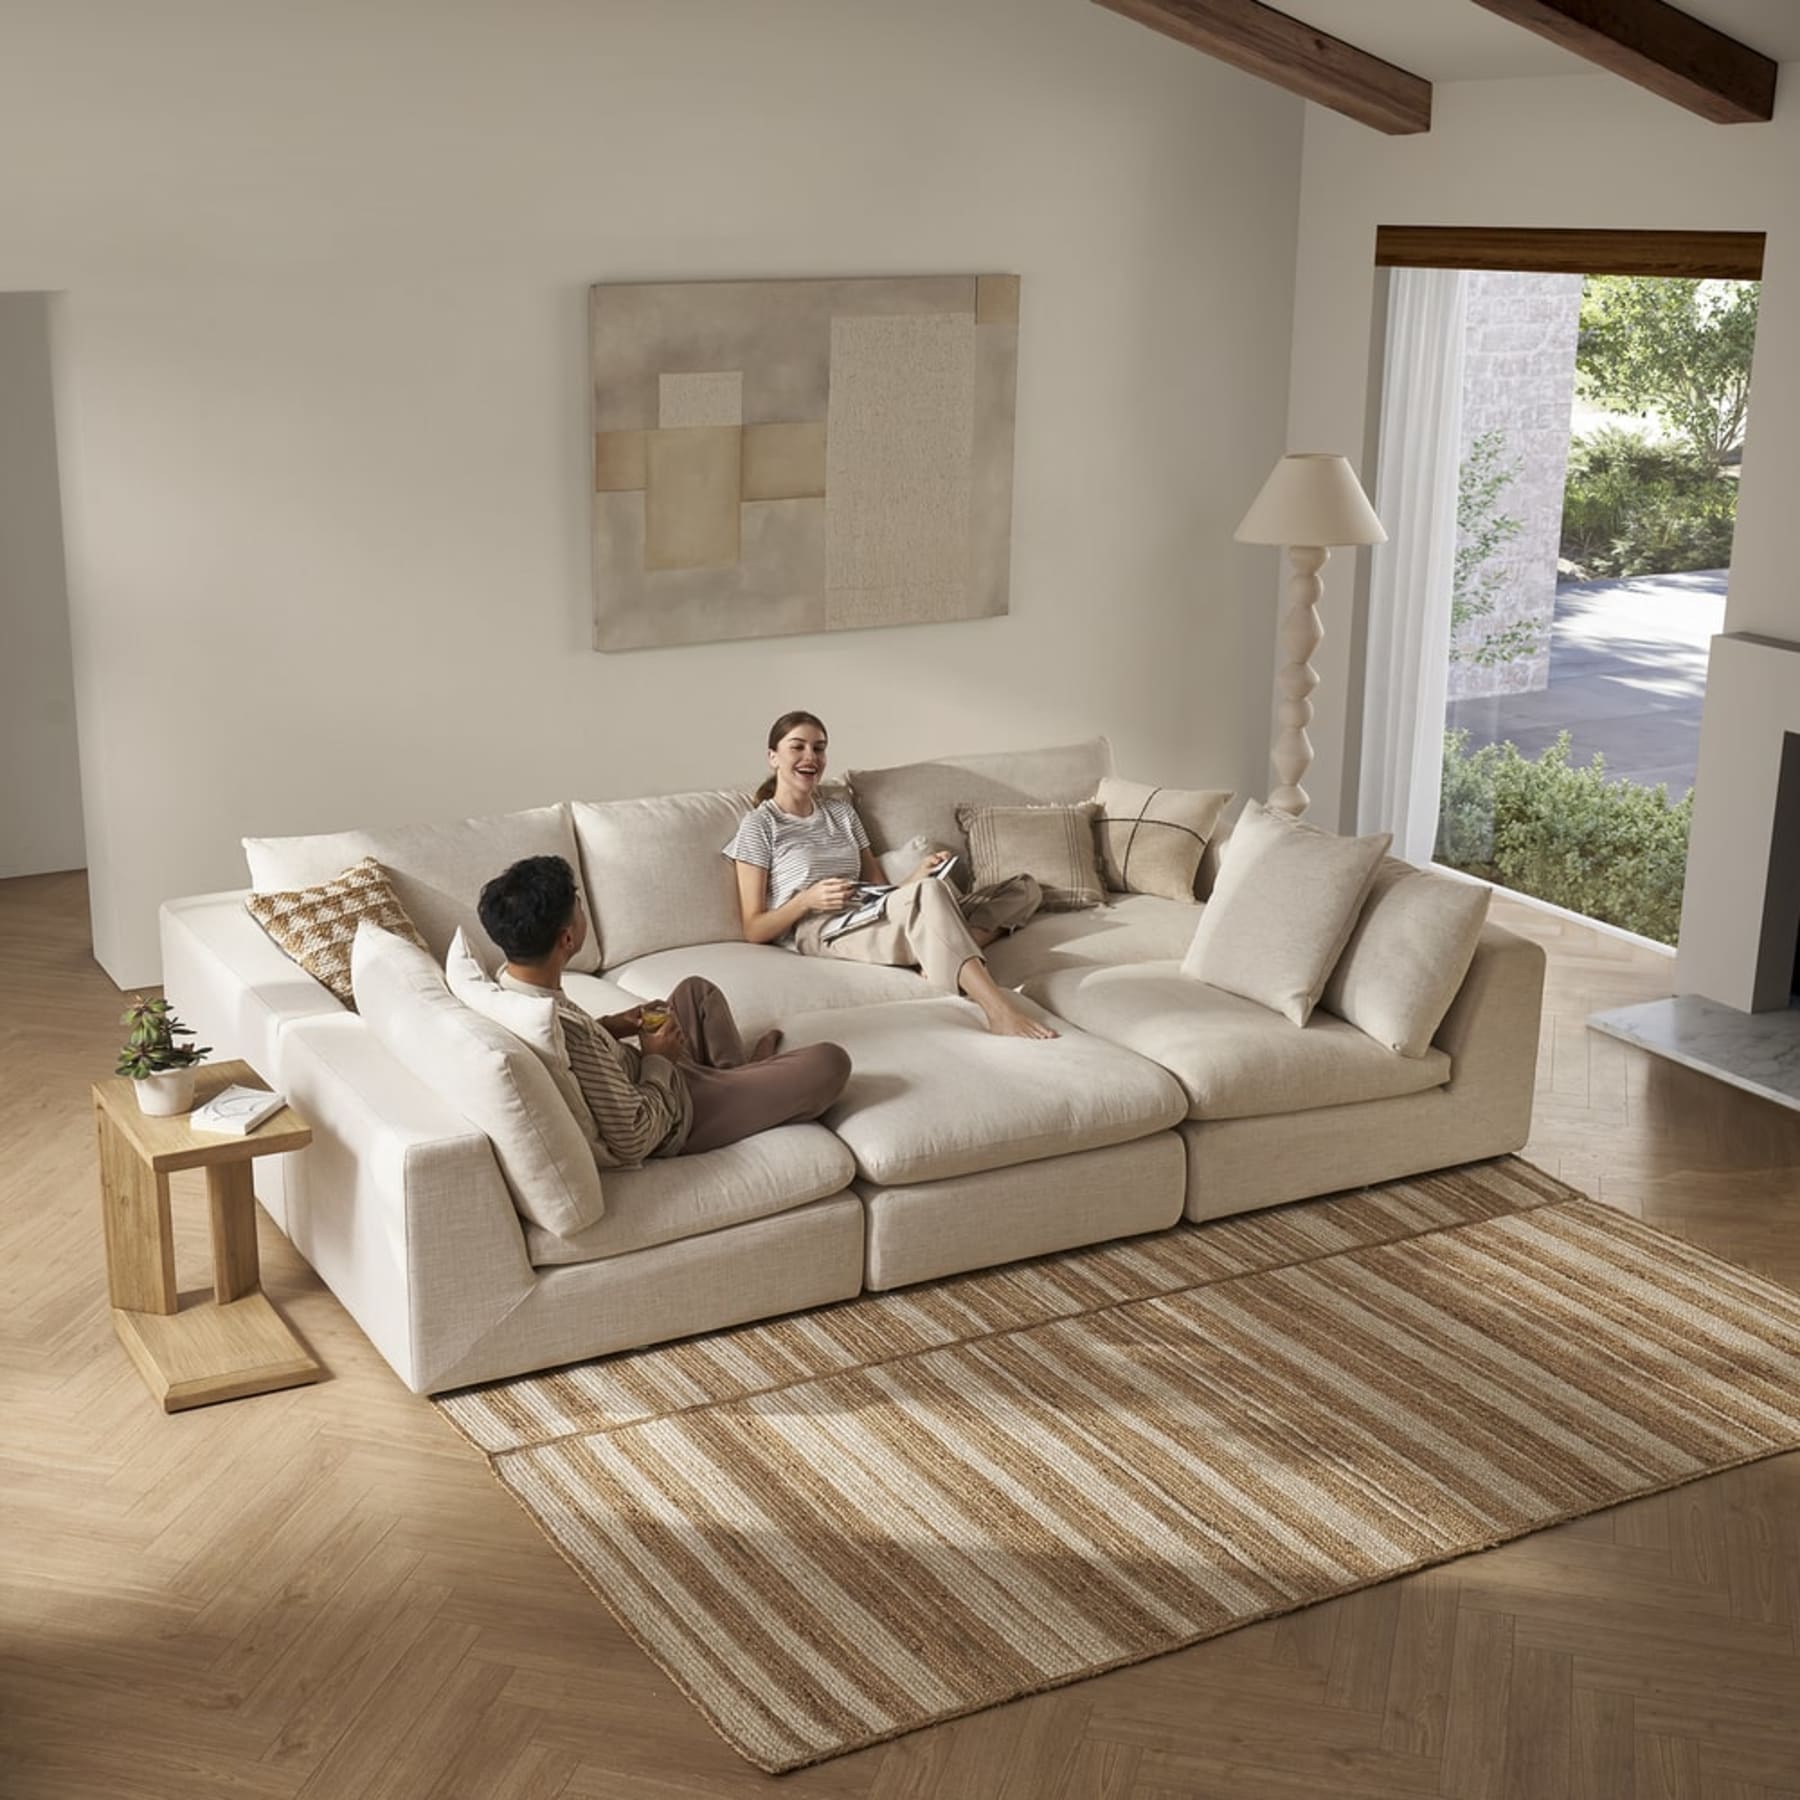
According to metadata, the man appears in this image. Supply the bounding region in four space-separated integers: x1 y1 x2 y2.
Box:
476 856 850 1163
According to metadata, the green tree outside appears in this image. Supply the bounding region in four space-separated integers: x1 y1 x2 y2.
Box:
1577 275 1758 468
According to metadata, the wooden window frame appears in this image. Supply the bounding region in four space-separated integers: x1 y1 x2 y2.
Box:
1374 227 1763 282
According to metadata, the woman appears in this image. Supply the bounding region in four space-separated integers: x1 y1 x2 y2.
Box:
725 711 1056 1040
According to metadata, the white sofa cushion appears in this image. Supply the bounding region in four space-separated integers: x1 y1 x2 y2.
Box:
982 893 1201 988
604 942 925 1041
1181 800 1390 1025
351 922 606 1237
524 1124 855 1267
783 993 1186 1185
858 1135 1187 1291
572 789 751 966
1022 961 1451 1121
1322 859 1494 1057
443 928 599 1150
245 803 600 974
847 737 1113 858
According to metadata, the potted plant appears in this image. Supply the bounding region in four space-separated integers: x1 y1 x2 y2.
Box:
116 996 212 1116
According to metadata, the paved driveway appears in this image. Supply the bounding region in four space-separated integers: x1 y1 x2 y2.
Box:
1444 570 1725 798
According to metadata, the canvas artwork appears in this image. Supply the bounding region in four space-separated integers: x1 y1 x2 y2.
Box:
590 275 1019 652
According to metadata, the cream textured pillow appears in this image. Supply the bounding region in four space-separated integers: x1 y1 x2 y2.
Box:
1322 860 1493 1056
956 802 1105 912
244 857 427 1008
352 922 605 1236
1094 778 1233 902
1181 800 1391 1025
443 929 600 1148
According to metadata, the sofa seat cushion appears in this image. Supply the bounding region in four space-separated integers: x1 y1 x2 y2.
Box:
525 1123 856 1267
603 943 925 1040
1021 961 1451 1122
982 893 1202 989
782 994 1187 1186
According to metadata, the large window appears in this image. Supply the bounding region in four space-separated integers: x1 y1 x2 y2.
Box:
1435 272 1756 945
1366 232 1762 948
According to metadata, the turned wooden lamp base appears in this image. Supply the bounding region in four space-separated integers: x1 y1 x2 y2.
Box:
1268 543 1328 819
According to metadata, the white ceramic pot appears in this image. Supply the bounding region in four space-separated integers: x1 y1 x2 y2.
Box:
135 1067 197 1116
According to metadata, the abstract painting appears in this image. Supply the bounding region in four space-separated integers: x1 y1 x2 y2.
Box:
590 276 1018 651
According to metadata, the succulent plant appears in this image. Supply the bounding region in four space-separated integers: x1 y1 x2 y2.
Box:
116 996 212 1079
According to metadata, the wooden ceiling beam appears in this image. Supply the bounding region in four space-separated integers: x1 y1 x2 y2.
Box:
1467 0 1776 124
1091 0 1432 136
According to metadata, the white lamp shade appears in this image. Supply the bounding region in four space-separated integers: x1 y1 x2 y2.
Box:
1234 453 1387 548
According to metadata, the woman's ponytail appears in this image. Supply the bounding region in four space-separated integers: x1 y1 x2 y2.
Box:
753 775 777 804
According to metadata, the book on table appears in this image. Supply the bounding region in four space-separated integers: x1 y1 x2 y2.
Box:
188 1084 288 1136
820 856 958 943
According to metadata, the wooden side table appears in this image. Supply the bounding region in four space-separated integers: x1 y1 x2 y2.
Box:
93 1059 323 1412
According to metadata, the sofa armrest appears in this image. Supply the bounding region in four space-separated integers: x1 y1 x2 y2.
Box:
1431 919 1546 1147
160 889 343 1081
276 1013 536 1394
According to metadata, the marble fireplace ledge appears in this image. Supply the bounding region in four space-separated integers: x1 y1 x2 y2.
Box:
1588 994 1800 1114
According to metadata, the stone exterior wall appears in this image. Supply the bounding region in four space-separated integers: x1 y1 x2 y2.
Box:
1448 270 1584 701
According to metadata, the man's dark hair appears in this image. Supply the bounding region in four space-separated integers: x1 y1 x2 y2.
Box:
477 855 578 962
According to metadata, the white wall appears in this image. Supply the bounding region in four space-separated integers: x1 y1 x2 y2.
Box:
0 294 85 878
1287 74 1800 827
0 0 1304 984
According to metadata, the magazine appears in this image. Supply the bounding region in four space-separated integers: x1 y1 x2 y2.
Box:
819 855 959 943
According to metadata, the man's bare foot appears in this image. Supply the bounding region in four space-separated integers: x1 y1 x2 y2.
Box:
981 998 1058 1040
751 1028 784 1061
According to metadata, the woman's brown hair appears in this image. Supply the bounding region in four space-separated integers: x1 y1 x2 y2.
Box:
754 710 828 804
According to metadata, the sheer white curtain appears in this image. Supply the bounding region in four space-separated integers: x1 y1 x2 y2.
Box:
1357 267 1468 864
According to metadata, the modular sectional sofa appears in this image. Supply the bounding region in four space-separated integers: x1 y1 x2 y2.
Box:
160 737 1546 1395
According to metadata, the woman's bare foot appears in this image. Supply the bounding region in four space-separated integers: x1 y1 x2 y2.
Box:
979 996 1059 1040
751 1028 784 1061
958 955 1058 1039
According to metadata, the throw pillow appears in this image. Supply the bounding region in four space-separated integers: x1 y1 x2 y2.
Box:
1322 859 1493 1056
244 857 427 1008
1181 800 1391 1025
352 922 605 1237
1094 778 1233 902
956 802 1105 912
442 929 601 1148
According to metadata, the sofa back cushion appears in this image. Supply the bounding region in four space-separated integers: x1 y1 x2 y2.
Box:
1321 859 1493 1056
352 922 605 1237
847 737 1114 858
572 789 752 967
244 803 599 974
1181 800 1390 1027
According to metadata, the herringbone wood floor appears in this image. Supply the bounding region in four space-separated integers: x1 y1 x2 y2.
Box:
3 871 1798 1800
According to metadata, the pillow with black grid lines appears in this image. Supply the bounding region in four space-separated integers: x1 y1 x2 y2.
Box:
1093 778 1233 903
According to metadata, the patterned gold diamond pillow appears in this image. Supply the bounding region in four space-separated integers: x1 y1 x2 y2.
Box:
245 857 428 1008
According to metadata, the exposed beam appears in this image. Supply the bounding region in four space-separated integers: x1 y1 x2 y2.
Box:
1091 0 1432 136
1467 0 1775 124
1376 225 1765 280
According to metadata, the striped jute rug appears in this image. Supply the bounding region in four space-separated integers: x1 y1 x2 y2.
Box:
436 1159 1800 1773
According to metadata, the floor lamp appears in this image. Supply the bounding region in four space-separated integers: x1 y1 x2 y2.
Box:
1235 453 1387 819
